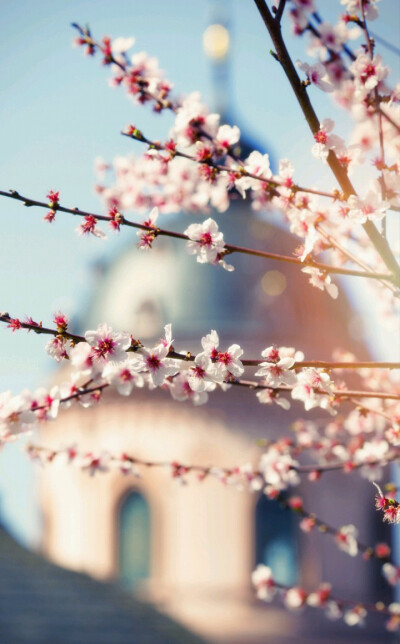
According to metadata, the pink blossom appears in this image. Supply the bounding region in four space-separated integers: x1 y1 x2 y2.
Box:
335 524 359 557
45 336 69 362
256 388 291 410
255 346 297 387
300 516 316 532
343 605 367 627
297 60 333 92
251 565 276 602
184 217 227 267
27 386 60 423
386 604 400 632
312 119 345 163
350 53 388 96
84 323 131 365
102 360 144 395
168 373 209 406
108 206 123 231
347 187 389 223
187 353 215 392
215 124 240 152
136 343 180 387
382 563 400 586
79 451 110 476
353 440 389 481
341 0 380 21
317 22 348 55
70 342 97 376
76 215 107 239
53 311 69 331
301 267 339 299
235 150 272 197
0 391 36 439
259 448 300 491
307 583 332 608
7 318 22 332
198 330 244 381
285 587 307 610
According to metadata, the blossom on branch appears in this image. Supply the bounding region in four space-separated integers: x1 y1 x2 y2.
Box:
84 323 131 365
184 217 231 270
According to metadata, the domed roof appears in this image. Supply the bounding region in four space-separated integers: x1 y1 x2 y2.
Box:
83 200 275 342
81 193 365 360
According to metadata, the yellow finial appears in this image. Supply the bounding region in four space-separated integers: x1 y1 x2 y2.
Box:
203 24 230 60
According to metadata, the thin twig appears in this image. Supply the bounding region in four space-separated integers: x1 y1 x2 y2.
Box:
0 189 395 283
1 313 399 371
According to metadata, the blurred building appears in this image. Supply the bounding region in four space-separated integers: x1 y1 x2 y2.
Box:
38 9 392 644
38 200 391 644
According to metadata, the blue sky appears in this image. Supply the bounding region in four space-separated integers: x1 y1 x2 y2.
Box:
0 0 399 544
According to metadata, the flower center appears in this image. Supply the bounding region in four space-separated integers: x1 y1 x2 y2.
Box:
96 338 115 358
200 232 213 247
218 351 232 366
146 354 161 371
314 130 327 145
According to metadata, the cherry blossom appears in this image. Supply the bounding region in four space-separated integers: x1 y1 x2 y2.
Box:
69 342 97 376
256 388 291 410
79 451 110 476
171 91 219 146
184 217 229 268
135 342 180 387
84 323 131 365
0 391 36 439
291 368 336 413
353 440 389 481
343 605 367 627
297 60 333 92
234 150 272 197
285 587 307 610
102 360 145 395
197 330 244 382
307 583 332 608
386 603 400 633
382 563 400 586
76 215 107 239
187 353 216 392
301 267 339 299
251 565 277 602
312 119 345 163
215 124 240 153
341 0 380 21
335 525 359 557
45 336 69 362
259 448 300 492
168 373 209 406
350 52 388 97
347 187 389 223
255 346 297 387
137 207 159 249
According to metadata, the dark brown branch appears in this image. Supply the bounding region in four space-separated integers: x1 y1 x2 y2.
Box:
252 0 400 286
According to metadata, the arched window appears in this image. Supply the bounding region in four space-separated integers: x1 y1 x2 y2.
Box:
118 491 151 588
255 494 298 586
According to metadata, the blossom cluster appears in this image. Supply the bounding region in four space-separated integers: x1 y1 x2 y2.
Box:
72 16 400 305
24 441 395 584
252 564 400 631
1 313 399 505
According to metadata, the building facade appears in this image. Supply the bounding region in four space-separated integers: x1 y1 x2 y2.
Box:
39 198 390 642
